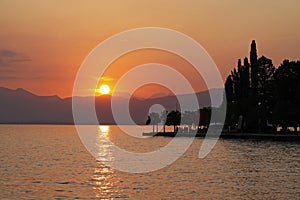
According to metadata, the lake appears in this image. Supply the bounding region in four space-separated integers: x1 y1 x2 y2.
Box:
0 125 299 199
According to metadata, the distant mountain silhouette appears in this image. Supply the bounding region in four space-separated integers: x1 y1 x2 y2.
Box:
0 87 222 125
0 87 73 124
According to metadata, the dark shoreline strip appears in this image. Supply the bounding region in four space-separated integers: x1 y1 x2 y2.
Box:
143 132 300 141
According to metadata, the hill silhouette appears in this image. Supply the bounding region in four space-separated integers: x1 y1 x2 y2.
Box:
0 87 220 125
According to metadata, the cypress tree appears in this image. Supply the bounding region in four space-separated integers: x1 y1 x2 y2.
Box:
238 59 242 72
250 40 259 131
250 40 258 102
225 75 234 103
243 57 250 97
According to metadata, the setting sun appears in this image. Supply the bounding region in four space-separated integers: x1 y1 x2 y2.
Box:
97 84 110 95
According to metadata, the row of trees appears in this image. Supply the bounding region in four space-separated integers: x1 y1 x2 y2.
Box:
147 107 221 133
225 40 300 132
148 110 199 133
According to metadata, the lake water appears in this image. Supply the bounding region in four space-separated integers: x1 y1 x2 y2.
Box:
0 125 299 199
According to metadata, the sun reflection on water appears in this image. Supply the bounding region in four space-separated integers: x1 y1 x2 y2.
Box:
99 125 110 134
91 164 122 199
90 126 122 198
96 126 114 164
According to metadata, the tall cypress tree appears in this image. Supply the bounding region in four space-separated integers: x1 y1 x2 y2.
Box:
243 57 250 97
225 75 234 103
250 40 258 103
250 40 259 131
238 59 242 72
236 59 242 100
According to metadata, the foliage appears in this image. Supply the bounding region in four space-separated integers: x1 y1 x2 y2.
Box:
225 41 300 132
165 110 181 132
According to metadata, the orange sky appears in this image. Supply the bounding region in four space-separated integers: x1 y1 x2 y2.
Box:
0 0 299 98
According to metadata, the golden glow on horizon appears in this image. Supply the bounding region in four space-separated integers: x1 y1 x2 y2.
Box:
97 84 111 95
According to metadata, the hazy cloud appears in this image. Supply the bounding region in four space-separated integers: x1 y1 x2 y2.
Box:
0 49 35 81
100 76 114 82
0 49 19 57
0 75 43 80
0 49 31 67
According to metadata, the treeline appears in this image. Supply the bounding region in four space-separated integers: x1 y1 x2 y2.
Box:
225 40 300 132
148 110 199 133
147 40 299 133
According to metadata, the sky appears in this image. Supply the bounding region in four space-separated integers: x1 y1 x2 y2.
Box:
0 0 299 98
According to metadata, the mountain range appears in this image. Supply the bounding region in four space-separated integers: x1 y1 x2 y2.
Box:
0 87 223 124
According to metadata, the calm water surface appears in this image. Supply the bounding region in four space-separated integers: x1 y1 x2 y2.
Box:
0 125 299 199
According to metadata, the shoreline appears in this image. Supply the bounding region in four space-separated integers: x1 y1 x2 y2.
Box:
143 132 300 141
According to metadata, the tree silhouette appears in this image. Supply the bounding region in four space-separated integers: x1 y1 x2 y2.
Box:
243 57 250 98
181 111 199 132
249 40 259 131
273 60 300 132
250 40 259 100
160 110 168 133
149 112 160 133
224 40 300 133
257 56 276 131
165 110 181 132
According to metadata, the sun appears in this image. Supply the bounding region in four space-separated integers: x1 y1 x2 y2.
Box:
97 84 110 95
